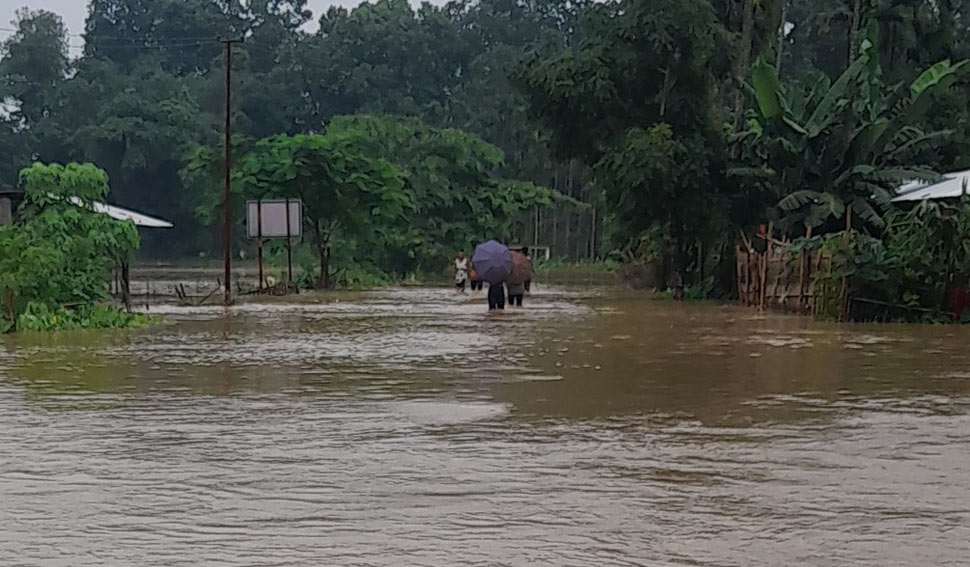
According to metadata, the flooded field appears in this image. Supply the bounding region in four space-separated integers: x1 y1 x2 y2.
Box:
2 286 969 566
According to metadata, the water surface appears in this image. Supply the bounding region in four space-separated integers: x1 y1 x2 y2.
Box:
2 287 969 566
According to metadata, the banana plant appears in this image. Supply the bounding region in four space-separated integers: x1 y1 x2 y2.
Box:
734 36 965 237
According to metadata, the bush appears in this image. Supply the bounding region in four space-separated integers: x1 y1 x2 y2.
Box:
1 163 143 332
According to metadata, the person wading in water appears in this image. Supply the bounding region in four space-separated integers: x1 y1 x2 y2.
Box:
454 250 469 294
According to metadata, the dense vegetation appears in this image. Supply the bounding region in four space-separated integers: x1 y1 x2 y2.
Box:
0 163 147 332
4 0 970 315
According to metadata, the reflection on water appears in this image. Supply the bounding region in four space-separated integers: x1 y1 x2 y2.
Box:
2 287 970 566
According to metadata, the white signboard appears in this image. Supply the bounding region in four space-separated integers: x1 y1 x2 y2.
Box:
247 199 302 239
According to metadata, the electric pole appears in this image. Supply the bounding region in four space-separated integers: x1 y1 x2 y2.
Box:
222 38 242 306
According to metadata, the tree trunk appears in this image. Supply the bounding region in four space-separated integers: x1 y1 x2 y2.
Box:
2 286 14 331
319 246 331 289
733 0 756 132
776 0 791 75
659 66 672 118
312 221 332 289
671 233 686 300
847 0 862 67
697 238 704 282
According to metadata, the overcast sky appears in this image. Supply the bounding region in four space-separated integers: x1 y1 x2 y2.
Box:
2 1 376 44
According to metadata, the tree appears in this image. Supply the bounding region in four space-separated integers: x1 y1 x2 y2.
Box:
188 130 409 287
516 0 732 285
0 8 70 128
84 0 229 75
302 0 467 120
184 113 565 282
326 114 572 273
0 163 141 332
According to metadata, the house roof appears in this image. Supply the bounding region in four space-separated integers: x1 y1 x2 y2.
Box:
893 169 970 202
68 197 174 228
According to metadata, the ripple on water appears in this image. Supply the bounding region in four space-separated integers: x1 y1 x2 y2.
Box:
102 329 501 366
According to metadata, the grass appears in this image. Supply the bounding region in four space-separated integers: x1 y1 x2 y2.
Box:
534 260 618 283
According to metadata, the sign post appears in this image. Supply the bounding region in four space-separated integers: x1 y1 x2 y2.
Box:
247 199 302 292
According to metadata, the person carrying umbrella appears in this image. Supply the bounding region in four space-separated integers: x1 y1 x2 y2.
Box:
473 240 513 310
521 247 533 293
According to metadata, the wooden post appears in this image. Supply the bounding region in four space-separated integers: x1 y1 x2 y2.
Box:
840 208 852 320
285 198 293 288
797 225 812 314
121 261 131 312
221 38 243 306
256 200 264 293
736 248 744 304
813 250 825 317
759 222 773 310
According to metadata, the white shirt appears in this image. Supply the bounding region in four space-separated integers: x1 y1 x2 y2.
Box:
455 258 469 283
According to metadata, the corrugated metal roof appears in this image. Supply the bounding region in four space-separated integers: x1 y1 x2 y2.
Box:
66 197 174 228
893 169 970 202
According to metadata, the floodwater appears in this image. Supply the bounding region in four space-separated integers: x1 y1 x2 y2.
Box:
2 286 969 566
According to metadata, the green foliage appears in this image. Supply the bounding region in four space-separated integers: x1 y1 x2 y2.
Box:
736 39 960 236
0 163 141 332
684 277 717 301
534 259 617 275
17 302 151 332
2 0 596 262
751 57 784 119
791 197 970 320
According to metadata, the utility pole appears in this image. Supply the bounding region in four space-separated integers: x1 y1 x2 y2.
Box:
222 38 242 306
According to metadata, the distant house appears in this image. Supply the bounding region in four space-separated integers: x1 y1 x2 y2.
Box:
0 187 173 229
894 169 970 203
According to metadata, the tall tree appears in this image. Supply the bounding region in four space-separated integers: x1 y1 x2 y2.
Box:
0 8 69 127
517 0 732 283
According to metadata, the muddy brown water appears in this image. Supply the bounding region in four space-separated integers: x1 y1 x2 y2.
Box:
1 286 969 566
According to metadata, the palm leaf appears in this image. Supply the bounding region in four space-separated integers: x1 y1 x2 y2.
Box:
832 164 876 188
805 46 871 137
779 190 824 211
751 56 783 119
870 167 939 183
851 197 885 228
726 166 775 179
850 118 889 160
782 116 809 135
910 60 967 100
887 129 952 160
